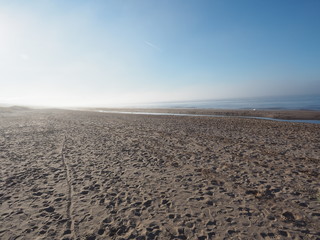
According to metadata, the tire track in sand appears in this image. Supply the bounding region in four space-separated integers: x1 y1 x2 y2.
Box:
61 135 77 239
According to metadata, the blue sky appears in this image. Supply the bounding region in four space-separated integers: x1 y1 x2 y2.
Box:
0 0 319 107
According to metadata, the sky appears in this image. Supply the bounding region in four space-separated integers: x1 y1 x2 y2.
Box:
0 0 320 107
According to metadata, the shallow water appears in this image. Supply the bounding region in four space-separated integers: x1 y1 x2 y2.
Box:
97 110 320 124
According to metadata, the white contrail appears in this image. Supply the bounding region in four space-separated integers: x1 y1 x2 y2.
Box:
144 41 161 51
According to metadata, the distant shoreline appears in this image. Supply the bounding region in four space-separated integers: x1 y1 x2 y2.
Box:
2 105 320 122
92 108 320 122
122 95 320 111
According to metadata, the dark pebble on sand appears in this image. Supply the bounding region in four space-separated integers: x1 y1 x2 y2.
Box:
43 206 55 213
278 230 288 237
143 200 152 207
282 211 295 221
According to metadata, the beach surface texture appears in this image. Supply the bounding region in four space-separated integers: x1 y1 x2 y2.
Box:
1 108 320 239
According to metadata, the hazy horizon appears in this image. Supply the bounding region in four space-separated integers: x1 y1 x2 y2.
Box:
1 0 320 108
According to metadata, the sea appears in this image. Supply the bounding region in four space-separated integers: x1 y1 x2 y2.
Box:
141 95 320 111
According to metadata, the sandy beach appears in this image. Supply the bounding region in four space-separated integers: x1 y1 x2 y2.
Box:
1 108 320 240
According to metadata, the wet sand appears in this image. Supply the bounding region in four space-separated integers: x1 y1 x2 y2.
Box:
1 108 320 239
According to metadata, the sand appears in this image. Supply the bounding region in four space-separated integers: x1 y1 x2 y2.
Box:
0 108 320 239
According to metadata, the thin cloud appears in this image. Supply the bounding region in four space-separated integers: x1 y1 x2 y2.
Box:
144 40 161 51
